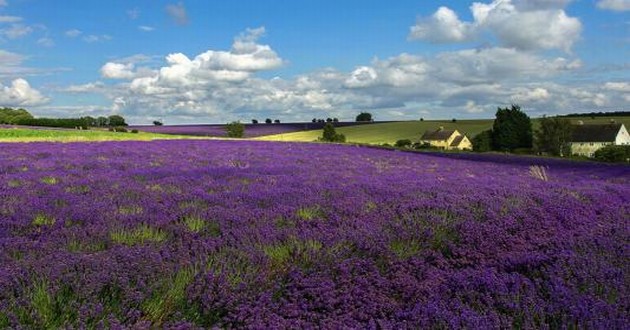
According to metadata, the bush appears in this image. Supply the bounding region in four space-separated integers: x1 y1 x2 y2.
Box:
131 129 139 134
114 126 128 133
320 123 346 142
395 139 412 148
414 142 438 150
592 145 630 163
225 121 245 138
153 120 163 126
265 118 272 124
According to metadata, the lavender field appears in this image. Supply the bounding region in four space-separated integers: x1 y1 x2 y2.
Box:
0 140 628 328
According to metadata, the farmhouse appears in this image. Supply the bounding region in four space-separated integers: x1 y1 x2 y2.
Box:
569 122 630 157
420 127 472 150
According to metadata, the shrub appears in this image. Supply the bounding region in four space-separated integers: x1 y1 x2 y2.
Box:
395 139 412 148
225 121 245 138
592 145 630 163
320 123 346 142
265 118 272 124
131 129 139 134
114 126 128 133
414 142 436 150
472 130 493 152
153 120 163 126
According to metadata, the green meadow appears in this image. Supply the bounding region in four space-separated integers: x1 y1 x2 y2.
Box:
0 127 207 142
255 116 630 144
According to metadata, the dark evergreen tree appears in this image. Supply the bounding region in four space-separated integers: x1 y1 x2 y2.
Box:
492 104 532 151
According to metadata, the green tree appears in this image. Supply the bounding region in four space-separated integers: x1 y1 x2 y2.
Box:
472 130 493 152
355 112 373 122
96 116 109 127
492 104 532 151
225 121 245 138
0 107 33 124
534 116 574 156
593 145 630 163
320 122 346 142
108 115 127 127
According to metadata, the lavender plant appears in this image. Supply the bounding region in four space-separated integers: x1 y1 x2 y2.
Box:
0 140 628 328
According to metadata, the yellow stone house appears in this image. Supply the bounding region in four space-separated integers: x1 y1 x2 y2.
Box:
420 127 472 150
570 123 630 157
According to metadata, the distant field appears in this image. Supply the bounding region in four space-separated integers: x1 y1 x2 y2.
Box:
0 127 205 142
255 116 630 144
129 121 376 138
254 120 494 144
3 115 628 144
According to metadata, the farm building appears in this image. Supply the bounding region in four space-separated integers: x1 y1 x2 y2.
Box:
420 127 472 150
569 122 630 157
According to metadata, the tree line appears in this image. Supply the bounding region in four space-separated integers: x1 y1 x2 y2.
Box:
0 107 127 129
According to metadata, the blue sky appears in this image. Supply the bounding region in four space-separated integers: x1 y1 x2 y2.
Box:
0 0 628 124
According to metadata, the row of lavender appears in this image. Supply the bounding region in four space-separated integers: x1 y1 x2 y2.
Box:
0 140 628 328
128 121 373 138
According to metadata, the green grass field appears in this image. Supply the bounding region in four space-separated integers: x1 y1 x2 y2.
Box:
255 116 630 144
0 127 207 142
254 120 492 144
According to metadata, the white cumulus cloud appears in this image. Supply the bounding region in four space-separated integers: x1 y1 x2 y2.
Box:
409 7 473 43
100 62 137 79
127 26 282 88
0 78 48 106
410 0 581 52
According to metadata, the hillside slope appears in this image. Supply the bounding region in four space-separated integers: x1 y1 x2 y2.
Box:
254 116 630 144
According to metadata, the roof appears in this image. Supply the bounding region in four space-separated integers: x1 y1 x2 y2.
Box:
570 123 623 142
421 129 456 141
450 135 465 147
